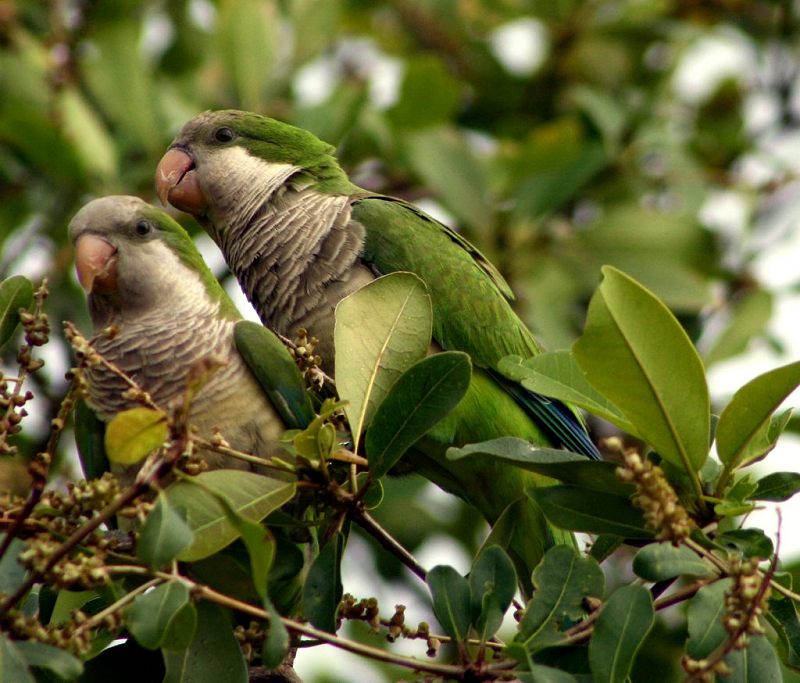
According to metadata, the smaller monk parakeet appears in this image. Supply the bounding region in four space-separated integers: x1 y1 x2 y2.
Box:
68 195 311 484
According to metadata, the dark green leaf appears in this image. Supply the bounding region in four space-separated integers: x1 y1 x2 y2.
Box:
767 595 800 668
723 634 782 682
14 640 82 680
303 532 344 633
137 492 194 569
469 545 516 642
162 602 247 683
448 438 633 495
125 581 195 651
0 275 34 349
717 529 773 558
573 266 710 474
589 584 654 683
234 321 315 429
366 351 472 478
261 594 289 669
517 665 578 683
165 471 294 562
752 472 800 501
528 486 652 539
0 634 35 683
74 401 110 481
515 545 604 653
427 565 472 646
0 534 27 595
589 535 623 563
686 579 731 658
633 543 716 581
716 361 800 468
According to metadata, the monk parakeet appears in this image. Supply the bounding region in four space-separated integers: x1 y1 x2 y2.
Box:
68 195 313 485
155 112 600 579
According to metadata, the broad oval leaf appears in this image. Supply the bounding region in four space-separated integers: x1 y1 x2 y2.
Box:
686 579 731 658
723 634 782 682
104 407 168 465
137 492 194 569
469 545 517 642
528 486 652 539
335 272 432 450
165 471 295 562
633 543 716 582
366 351 472 479
515 545 605 653
0 634 36 683
717 529 773 559
427 565 472 646
125 581 195 650
589 584 654 683
14 640 83 680
573 266 709 473
716 360 800 468
752 471 800 501
302 532 344 633
767 595 800 668
0 275 34 349
448 437 633 496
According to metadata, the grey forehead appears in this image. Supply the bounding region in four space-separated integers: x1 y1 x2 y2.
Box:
68 196 147 243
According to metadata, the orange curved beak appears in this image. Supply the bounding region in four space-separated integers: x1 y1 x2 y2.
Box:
155 148 207 215
75 234 118 295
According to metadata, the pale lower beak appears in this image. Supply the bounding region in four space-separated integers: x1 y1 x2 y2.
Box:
155 148 207 215
75 234 118 294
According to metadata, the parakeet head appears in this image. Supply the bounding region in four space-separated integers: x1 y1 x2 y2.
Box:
155 110 349 232
68 195 236 324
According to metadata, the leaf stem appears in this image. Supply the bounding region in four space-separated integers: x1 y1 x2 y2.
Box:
352 509 428 582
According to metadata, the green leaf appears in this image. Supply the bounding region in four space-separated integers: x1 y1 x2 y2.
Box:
498 352 637 436
0 634 35 683
162 602 247 683
528 486 652 539
686 579 731 658
125 581 196 650
104 407 168 465
752 472 800 501
717 361 800 468
518 667 578 683
334 272 432 450
74 401 110 481
589 535 624 563
427 565 473 646
165 471 295 562
723 634 782 682
767 595 800 668
261 594 289 669
137 491 194 569
717 529 773 558
58 86 118 179
389 56 461 130
469 545 517 643
303 532 344 633
704 288 773 367
14 640 83 680
0 534 27 595
516 545 605 653
573 266 710 473
0 275 33 349
448 438 633 496
366 351 472 479
234 321 314 429
632 543 716 581
589 584 654 683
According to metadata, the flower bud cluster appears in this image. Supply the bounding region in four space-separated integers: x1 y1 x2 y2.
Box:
338 593 380 631
18 532 111 590
289 328 324 390
681 654 731 681
0 375 33 450
234 621 266 662
723 555 770 645
616 449 694 542
1 607 95 656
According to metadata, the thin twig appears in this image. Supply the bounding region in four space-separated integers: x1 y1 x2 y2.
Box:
352 509 428 582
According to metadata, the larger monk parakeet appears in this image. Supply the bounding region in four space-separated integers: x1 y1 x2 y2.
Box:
69 195 312 484
155 111 600 578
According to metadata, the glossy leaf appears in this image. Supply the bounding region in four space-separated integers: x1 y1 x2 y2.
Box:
573 266 709 473
516 545 604 652
125 581 195 650
334 272 432 450
165 471 294 562
498 352 637 436
104 407 168 465
366 351 472 479
162 602 247 683
528 486 652 539
427 565 472 646
686 579 731 658
589 585 654 683
0 275 33 349
137 491 194 569
449 438 633 496
469 545 516 642
716 361 800 468
752 471 800 501
303 532 344 633
717 529 773 558
633 543 716 581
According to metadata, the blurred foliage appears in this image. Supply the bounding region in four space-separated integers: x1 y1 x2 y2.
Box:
2 0 800 680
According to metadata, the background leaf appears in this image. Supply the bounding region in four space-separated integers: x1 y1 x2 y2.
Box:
0 275 33 349
302 532 344 633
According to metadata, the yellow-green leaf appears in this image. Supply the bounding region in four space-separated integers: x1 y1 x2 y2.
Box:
104 407 168 465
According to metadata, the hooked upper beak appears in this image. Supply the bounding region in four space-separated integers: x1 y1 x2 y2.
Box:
74 234 118 294
155 148 207 215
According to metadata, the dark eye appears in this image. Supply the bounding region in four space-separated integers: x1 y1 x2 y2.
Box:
135 219 152 237
213 127 235 143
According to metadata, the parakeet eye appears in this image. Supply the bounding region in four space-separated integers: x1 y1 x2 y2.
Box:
213 127 235 143
135 220 152 237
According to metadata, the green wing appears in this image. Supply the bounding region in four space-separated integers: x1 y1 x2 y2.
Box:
353 195 541 370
